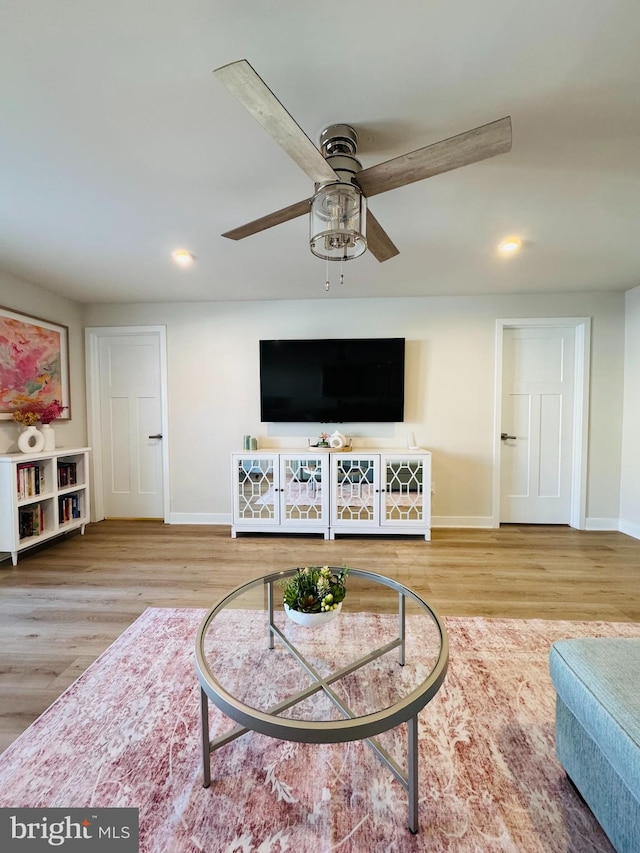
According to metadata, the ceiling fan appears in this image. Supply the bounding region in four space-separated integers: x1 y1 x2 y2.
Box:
214 59 512 272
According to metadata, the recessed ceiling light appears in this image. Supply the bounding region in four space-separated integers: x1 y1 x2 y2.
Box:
172 249 195 266
498 238 522 254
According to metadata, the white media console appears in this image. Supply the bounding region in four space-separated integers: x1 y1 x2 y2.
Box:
231 449 431 540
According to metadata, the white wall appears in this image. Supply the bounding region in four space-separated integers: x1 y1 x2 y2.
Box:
620 285 640 537
83 290 626 527
0 270 87 454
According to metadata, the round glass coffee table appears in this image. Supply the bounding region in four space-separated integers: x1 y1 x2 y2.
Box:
195 568 449 833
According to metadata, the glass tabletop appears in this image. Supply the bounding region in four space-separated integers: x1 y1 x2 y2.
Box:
195 568 448 744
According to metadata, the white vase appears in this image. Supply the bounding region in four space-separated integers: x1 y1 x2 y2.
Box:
41 423 56 451
284 602 342 627
18 425 45 454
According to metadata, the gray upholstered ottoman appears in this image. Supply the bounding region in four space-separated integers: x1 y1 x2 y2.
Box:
549 638 640 853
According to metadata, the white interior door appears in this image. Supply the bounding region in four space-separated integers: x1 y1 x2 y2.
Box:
500 326 575 523
97 332 165 518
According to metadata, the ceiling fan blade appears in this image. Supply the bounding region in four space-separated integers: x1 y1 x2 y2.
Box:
356 116 512 198
214 59 338 185
222 198 312 241
366 209 399 262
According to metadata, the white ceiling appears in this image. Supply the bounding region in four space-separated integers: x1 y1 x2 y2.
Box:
1 1 639 304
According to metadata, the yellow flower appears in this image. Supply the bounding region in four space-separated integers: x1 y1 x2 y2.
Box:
12 411 40 427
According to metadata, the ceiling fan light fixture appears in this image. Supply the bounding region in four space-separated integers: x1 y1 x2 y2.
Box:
309 181 367 261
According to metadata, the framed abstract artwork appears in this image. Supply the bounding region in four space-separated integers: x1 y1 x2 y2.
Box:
0 306 70 419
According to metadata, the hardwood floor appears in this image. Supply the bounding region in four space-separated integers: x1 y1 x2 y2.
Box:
1 520 639 752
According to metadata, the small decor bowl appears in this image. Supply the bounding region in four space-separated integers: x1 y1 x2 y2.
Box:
284 602 342 627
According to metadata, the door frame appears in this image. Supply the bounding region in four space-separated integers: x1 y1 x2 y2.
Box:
492 317 591 530
85 325 170 523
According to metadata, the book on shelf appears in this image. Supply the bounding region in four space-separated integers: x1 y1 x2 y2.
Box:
18 504 44 539
16 463 45 500
57 461 77 488
58 493 81 523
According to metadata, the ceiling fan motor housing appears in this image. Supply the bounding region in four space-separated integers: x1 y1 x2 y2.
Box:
320 124 358 157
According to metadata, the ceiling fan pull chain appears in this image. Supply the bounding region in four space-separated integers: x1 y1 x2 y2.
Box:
340 257 344 285
324 256 330 291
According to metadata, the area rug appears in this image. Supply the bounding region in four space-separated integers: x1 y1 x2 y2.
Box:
0 609 638 853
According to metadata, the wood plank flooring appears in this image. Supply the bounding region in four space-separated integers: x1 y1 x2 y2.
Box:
1 520 639 752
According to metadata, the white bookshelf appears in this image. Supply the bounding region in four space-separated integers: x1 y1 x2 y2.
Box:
0 446 91 565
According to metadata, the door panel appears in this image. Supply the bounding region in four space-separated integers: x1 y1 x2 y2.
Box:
500 327 574 523
99 334 164 518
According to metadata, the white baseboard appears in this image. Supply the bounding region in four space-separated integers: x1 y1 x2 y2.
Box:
168 513 496 529
619 519 640 540
584 517 620 531
166 512 231 525
164 513 639 539
431 516 496 528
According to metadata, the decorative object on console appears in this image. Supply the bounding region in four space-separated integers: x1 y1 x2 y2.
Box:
0 307 70 420
316 432 329 447
407 431 419 450
282 565 349 626
17 424 45 454
329 430 347 449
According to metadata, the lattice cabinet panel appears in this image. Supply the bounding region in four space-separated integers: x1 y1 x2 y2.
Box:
234 456 276 522
281 456 327 523
333 456 378 524
382 457 426 523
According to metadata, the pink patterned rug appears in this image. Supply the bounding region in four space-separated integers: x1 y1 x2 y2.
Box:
0 608 638 853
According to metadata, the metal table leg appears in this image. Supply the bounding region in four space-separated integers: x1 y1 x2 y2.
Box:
201 688 211 788
407 714 419 833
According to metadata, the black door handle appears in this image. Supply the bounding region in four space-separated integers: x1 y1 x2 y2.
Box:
148 434 163 439
501 432 516 441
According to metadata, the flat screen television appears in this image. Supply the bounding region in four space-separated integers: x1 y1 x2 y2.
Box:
259 338 405 423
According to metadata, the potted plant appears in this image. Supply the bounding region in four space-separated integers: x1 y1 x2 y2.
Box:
282 565 349 626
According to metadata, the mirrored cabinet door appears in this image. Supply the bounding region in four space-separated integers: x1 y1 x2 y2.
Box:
280 454 329 524
233 455 278 523
332 455 379 527
381 455 429 525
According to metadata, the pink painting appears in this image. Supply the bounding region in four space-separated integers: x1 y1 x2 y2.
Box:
0 307 70 418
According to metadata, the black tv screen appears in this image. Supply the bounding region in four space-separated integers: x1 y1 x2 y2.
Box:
259 338 405 423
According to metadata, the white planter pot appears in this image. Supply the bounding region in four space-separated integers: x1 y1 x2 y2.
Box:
284 601 342 627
